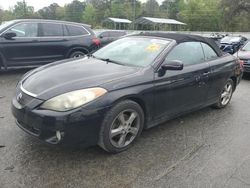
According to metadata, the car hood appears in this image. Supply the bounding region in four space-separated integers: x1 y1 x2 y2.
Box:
235 50 250 59
21 57 141 100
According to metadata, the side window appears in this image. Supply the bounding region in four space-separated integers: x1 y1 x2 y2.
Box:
66 25 88 36
41 23 63 37
7 23 38 37
201 43 218 60
165 42 205 66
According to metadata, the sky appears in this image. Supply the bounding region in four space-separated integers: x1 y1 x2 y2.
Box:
0 0 165 11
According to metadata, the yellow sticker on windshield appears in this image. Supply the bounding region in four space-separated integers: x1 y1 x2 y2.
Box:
146 43 161 52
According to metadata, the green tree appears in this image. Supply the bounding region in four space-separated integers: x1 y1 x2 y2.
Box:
13 1 35 18
82 3 96 26
179 0 221 31
65 0 86 22
160 0 180 19
110 0 126 18
38 3 62 20
0 9 15 23
86 0 111 27
220 0 250 31
142 0 160 17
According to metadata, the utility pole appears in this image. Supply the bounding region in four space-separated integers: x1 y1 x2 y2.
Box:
133 0 136 30
23 0 27 18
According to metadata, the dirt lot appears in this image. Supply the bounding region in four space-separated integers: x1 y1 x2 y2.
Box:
1 70 250 188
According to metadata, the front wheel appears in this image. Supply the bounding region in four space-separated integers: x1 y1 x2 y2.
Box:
212 79 234 109
98 100 144 153
69 51 86 58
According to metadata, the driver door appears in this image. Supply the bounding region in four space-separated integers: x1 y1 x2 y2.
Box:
153 42 211 120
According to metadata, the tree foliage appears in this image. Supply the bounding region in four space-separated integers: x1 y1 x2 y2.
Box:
82 3 96 25
13 1 36 19
0 0 250 31
178 0 221 31
64 0 86 22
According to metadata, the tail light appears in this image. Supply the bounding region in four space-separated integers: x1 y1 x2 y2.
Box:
92 37 101 46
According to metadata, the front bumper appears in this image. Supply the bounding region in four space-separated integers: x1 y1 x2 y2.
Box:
11 97 109 147
240 59 250 73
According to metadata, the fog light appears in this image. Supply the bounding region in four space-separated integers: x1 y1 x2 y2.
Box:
56 131 62 141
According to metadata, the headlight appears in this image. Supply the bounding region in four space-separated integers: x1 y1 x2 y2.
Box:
40 87 107 111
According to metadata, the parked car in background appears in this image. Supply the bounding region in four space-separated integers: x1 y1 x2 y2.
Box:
0 19 100 70
12 33 242 153
95 30 127 47
220 36 247 54
235 40 250 74
209 33 225 46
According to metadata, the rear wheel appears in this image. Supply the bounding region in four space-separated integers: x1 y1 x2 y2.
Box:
212 79 234 109
69 51 86 58
98 100 144 153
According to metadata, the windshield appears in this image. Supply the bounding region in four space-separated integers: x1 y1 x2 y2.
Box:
0 21 15 31
221 36 241 43
242 41 250 51
93 37 170 67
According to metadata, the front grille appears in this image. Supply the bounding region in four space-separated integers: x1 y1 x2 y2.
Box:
244 66 250 72
241 59 250 66
243 60 250 65
16 89 34 106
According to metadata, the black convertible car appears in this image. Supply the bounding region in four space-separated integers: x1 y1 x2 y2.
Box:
12 33 242 153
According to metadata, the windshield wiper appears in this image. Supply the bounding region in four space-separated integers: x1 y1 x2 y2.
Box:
93 56 125 66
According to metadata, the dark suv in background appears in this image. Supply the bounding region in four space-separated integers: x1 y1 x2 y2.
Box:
0 19 100 70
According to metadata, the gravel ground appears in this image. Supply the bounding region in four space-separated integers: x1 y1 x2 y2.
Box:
1 70 250 188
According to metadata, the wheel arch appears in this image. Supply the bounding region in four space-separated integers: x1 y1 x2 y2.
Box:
230 76 237 92
111 95 149 127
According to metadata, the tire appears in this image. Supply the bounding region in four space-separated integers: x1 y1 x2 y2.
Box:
212 78 234 109
69 51 86 58
98 100 144 153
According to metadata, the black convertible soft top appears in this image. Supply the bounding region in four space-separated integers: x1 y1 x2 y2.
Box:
135 32 223 57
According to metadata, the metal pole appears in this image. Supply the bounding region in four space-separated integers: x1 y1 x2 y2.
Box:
133 0 136 30
23 0 27 18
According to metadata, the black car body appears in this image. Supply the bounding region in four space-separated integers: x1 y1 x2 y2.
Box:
220 36 247 54
235 40 250 73
0 19 100 70
12 33 242 153
95 30 127 47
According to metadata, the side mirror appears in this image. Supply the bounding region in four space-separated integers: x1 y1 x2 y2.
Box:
99 35 103 39
2 32 17 40
162 60 184 71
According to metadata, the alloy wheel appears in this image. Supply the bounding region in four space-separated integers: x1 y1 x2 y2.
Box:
221 82 233 106
109 110 140 148
73 53 84 58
